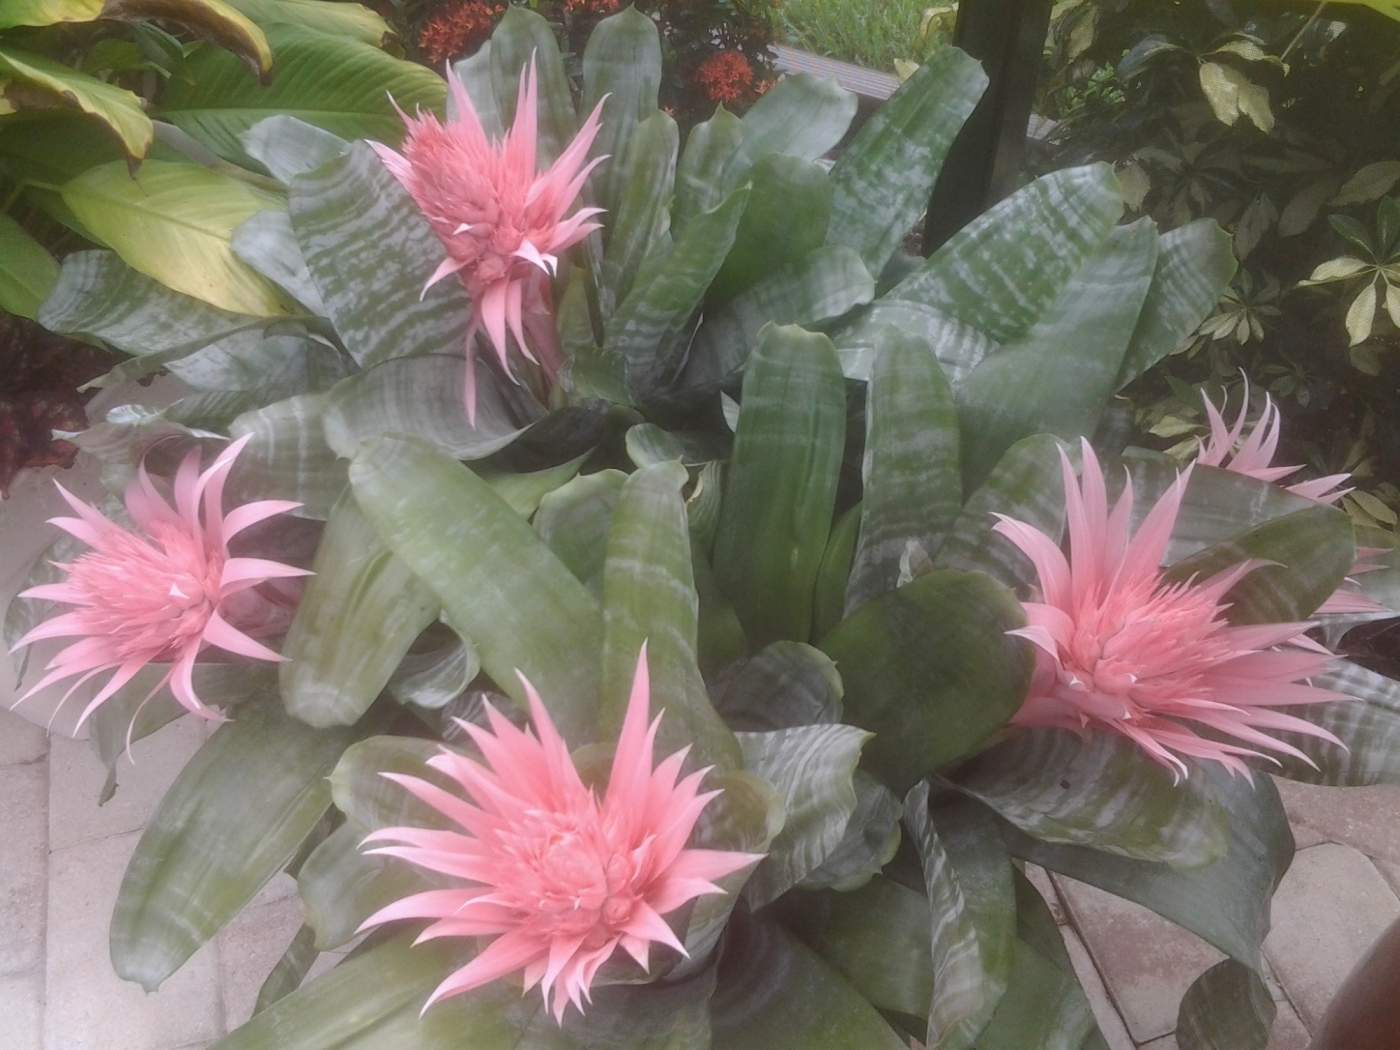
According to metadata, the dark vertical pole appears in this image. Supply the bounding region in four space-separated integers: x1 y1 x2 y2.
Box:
922 0 1053 253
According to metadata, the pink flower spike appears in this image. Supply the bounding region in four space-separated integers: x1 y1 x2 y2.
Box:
11 440 306 730
359 648 762 1023
994 439 1347 778
372 59 608 423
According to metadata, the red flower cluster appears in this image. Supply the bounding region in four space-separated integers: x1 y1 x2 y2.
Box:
694 50 755 105
418 1 503 66
563 0 622 13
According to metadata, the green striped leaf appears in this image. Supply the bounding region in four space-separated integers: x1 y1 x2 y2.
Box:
720 74 857 194
289 143 469 369
582 5 662 223
710 916 907 1050
241 116 349 184
0 213 58 319
954 730 1229 865
819 570 1031 791
280 491 439 727
681 246 875 397
386 624 478 711
711 154 831 303
112 699 360 991
1116 219 1236 389
489 7 576 166
833 299 997 385
228 393 345 518
891 165 1123 342
349 436 602 743
801 771 901 892
1267 660 1400 786
609 187 749 402
1176 960 1275 1050
1002 767 1293 969
599 462 740 767
673 106 745 235
715 641 843 731
813 505 860 642
956 219 1159 486
253 924 319 1013
846 328 960 614
221 0 390 46
826 49 987 277
534 469 627 594
713 325 846 646
231 211 325 315
157 25 444 167
738 723 870 906
329 735 450 830
597 111 678 318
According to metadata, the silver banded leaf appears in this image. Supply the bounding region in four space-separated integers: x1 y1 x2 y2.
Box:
166 331 342 392
832 298 997 385
228 393 345 518
111 699 360 991
231 210 325 315
800 771 901 892
846 327 960 614
489 7 576 167
714 640 843 731
240 115 349 184
672 106 745 236
597 110 678 318
1175 960 1274 1050
955 730 1229 865
581 6 662 223
386 622 479 711
534 469 627 594
719 74 857 194
350 436 602 743
599 463 740 768
329 735 453 832
826 48 987 277
290 143 471 369
280 491 439 727
1267 660 1400 785
738 723 869 907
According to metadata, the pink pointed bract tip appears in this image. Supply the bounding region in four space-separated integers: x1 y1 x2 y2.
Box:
358 646 762 1024
371 58 608 424
10 435 307 730
994 438 1349 782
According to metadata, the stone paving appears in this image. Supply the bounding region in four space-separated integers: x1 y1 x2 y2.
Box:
3 452 1400 1047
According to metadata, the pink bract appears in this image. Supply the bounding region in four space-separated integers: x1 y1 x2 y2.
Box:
994 439 1347 781
371 60 607 423
10 436 308 730
358 646 762 1023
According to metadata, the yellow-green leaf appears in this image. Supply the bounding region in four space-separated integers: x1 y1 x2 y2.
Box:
1346 281 1378 345
0 214 59 319
1331 160 1400 206
102 0 272 76
1387 282 1400 328
1198 61 1274 132
0 45 152 158
60 160 290 316
1306 256 1370 283
220 0 390 46
0 0 102 29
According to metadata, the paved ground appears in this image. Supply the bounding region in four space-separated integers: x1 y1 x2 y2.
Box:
3 450 1400 1047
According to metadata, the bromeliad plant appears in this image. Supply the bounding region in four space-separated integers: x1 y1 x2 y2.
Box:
9 5 1400 1049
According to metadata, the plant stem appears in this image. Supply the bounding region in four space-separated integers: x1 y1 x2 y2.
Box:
1280 1 1328 65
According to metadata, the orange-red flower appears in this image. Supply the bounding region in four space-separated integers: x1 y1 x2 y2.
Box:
418 2 503 66
694 50 756 106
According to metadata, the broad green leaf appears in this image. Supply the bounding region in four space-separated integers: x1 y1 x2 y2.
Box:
1115 220 1236 389
228 393 345 518
489 7 576 166
693 548 748 682
846 328 960 614
956 219 1159 485
826 48 987 276
1175 960 1274 1050
221 0 390 46
240 115 349 184
812 504 860 641
624 424 728 469
479 455 587 518
387 623 478 711
819 570 1031 791
709 916 907 1050
165 330 344 392
1165 504 1354 623
231 210 325 314
597 111 678 318
832 299 996 385
800 771 901 892
1003 768 1293 968
609 188 750 403
720 74 857 194
790 876 932 1018
61 160 290 316
112 699 360 991
738 723 870 906
714 641 843 731
0 0 102 29
322 355 538 462
672 106 744 235
681 246 875 396
37 250 266 361
329 735 451 831
253 924 319 1014
581 5 662 222
290 144 469 368
350 436 602 742
281 492 438 727
955 731 1228 864
157 25 442 165
298 819 441 950
713 325 845 646
903 782 1014 1048
212 935 487 1049
936 434 1068 590
1266 660 1400 785
710 155 831 303
599 463 740 768
891 164 1123 342
534 470 626 593
0 45 152 158
0 213 58 319
106 0 272 75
